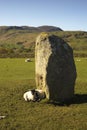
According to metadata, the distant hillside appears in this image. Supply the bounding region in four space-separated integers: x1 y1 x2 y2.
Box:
0 25 62 33
37 25 63 32
0 25 87 58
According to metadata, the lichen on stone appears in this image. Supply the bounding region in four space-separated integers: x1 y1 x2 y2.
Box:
39 32 48 41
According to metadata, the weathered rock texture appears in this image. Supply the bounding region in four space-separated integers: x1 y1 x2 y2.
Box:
35 33 77 102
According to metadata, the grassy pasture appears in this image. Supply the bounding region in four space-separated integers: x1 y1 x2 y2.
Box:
0 58 87 130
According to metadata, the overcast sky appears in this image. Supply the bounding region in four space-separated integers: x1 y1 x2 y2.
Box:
0 0 87 31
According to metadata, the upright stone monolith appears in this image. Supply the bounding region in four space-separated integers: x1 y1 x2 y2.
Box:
35 33 77 102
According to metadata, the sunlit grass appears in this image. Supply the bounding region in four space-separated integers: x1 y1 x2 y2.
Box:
0 58 35 80
75 58 87 94
0 58 87 130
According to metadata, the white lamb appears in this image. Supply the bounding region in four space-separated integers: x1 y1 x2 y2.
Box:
23 89 46 102
23 90 35 101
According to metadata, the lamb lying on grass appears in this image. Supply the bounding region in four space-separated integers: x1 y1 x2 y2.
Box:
23 89 46 102
0 116 6 120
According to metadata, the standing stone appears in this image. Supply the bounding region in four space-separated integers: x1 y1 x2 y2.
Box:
35 33 77 102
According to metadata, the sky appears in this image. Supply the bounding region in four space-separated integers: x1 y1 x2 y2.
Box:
0 0 87 31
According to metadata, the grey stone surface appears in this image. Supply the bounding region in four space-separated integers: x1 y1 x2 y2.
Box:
35 33 77 102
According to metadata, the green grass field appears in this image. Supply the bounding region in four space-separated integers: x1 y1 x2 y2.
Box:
0 58 87 130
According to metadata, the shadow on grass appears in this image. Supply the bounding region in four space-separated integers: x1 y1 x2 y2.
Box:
47 94 87 106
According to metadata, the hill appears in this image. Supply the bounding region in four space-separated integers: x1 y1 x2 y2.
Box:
37 25 63 32
0 25 62 33
0 25 87 57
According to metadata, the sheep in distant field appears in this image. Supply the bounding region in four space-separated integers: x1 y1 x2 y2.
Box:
76 59 81 61
23 89 46 102
25 58 31 62
0 116 6 120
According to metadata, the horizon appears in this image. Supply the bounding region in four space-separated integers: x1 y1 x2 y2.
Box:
0 0 87 31
0 25 86 32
